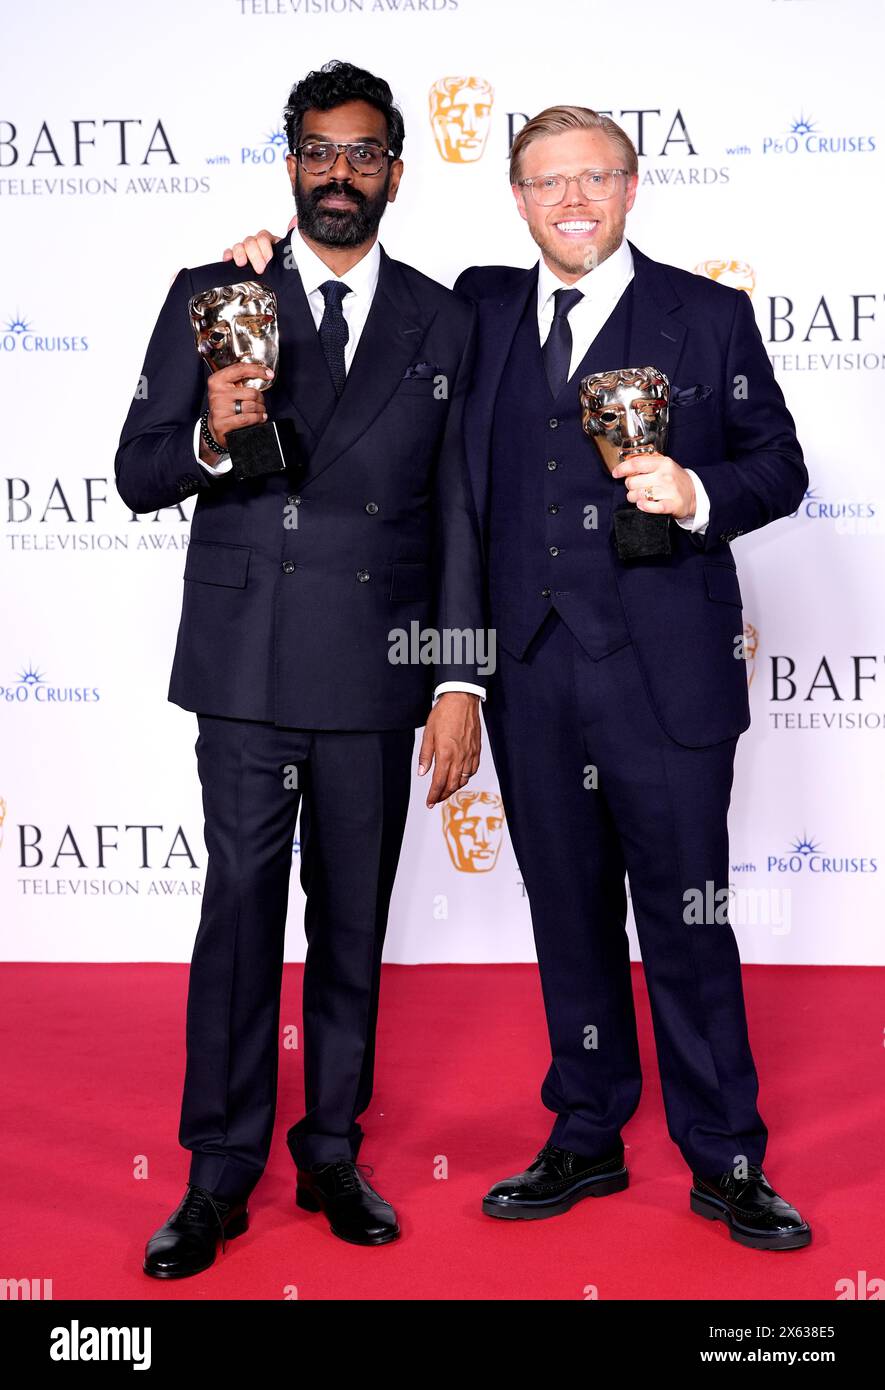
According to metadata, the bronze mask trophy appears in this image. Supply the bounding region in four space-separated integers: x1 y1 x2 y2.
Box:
189 281 300 481
580 366 672 559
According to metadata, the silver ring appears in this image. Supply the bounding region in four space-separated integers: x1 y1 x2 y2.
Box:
234 399 243 416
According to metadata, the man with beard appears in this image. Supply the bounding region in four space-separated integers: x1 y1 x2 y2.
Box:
116 61 485 1277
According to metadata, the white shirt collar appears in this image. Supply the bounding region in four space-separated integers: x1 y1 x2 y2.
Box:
288 228 381 301
537 236 633 314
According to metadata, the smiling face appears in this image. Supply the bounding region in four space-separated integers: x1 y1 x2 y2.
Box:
513 127 638 282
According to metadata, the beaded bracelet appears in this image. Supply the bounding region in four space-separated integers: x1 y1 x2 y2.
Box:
200 410 227 456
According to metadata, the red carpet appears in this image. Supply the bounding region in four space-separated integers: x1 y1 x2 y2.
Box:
1 962 882 1301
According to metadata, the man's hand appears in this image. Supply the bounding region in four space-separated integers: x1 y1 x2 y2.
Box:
612 451 697 521
205 361 273 449
417 693 481 808
223 230 282 275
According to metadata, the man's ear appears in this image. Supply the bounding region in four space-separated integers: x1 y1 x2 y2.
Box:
625 173 639 215
387 158 404 203
512 182 529 224
285 152 298 195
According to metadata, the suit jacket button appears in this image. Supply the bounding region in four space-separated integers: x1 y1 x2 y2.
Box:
287 494 301 506
548 545 560 557
357 569 370 583
281 561 296 574
541 588 552 598
365 502 379 515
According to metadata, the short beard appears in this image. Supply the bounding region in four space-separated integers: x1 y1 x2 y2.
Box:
294 170 390 248
529 219 621 279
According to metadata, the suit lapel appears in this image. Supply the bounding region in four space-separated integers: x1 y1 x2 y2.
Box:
463 247 690 535
259 239 338 441
463 265 538 540
625 240 688 395
300 246 436 486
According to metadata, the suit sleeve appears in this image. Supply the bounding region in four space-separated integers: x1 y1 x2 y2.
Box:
689 288 808 550
115 267 229 514
432 305 490 692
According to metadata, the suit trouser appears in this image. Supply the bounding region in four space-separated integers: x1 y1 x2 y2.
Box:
483 611 768 1176
180 713 414 1200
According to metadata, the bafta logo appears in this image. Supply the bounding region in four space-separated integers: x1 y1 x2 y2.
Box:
442 790 505 873
189 280 279 388
744 620 759 687
189 279 301 481
429 77 494 163
695 259 756 297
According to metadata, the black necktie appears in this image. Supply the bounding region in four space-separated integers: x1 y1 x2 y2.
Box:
542 286 584 396
318 279 351 396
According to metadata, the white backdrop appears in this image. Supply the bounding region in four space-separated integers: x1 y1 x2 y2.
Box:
2 0 883 964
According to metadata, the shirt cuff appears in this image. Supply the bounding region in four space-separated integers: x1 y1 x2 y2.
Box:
193 418 232 475
675 468 710 534
433 682 486 702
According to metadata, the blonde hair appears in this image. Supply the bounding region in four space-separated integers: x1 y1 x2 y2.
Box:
509 105 638 184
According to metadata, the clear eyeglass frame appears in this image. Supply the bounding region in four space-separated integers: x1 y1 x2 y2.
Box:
517 169 629 205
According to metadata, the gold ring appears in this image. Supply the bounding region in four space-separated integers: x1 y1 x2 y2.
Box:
643 485 655 502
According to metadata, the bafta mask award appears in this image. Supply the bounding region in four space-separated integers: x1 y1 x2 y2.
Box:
580 366 672 560
189 280 300 482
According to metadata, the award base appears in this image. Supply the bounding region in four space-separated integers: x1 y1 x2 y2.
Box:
227 416 302 482
613 503 672 560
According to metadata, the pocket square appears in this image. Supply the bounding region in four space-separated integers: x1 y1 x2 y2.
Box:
670 383 714 407
402 361 440 380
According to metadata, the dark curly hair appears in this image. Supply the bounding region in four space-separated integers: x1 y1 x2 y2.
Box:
283 60 405 159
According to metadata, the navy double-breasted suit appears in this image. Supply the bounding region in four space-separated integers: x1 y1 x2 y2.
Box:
115 238 485 1191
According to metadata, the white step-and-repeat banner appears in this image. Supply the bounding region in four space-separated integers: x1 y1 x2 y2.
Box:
2 0 883 963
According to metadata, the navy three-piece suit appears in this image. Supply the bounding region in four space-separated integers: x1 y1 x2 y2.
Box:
455 242 807 1174
116 239 484 1196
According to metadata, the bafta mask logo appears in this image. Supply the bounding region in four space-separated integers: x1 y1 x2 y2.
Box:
695 259 756 297
429 77 494 163
580 366 670 474
743 620 759 687
189 281 279 390
442 789 505 873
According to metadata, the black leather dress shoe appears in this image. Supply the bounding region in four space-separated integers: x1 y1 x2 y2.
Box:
143 1184 249 1279
690 1165 811 1250
482 1143 628 1220
296 1160 400 1246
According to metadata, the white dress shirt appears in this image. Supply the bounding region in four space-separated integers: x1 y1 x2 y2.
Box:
195 230 484 702
536 239 710 534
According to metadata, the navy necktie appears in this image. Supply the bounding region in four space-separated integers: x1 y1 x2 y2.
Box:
542 286 584 396
318 279 351 396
